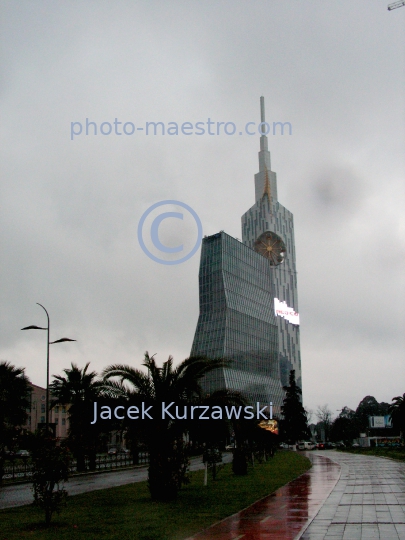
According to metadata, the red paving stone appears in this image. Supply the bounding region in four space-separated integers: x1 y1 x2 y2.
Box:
187 453 340 540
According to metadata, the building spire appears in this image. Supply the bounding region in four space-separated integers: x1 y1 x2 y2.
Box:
258 96 270 172
260 96 266 124
260 96 268 154
262 167 271 202
254 97 277 203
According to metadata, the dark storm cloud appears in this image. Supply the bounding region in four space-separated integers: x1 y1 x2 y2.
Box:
312 166 364 211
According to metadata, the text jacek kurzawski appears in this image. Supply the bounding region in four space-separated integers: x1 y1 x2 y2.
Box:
90 402 273 424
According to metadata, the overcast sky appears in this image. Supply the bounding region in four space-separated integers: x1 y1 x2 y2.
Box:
1 0 404 418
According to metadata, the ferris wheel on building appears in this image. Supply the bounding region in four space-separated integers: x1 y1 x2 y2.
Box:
254 231 286 266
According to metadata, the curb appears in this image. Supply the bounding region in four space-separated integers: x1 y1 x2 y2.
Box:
294 452 342 540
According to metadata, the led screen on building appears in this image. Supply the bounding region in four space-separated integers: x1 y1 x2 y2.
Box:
274 298 300 326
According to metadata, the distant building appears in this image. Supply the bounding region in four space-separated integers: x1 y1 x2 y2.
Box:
25 384 124 451
24 383 69 439
308 423 317 441
191 97 302 413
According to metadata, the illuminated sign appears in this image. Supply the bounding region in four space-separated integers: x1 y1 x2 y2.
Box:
258 419 279 435
274 298 300 325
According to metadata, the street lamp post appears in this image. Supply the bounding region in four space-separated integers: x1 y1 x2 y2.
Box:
21 303 76 435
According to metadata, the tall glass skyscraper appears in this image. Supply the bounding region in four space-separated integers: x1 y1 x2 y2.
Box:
191 98 301 411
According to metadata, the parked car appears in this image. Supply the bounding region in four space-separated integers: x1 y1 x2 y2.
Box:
316 442 325 450
297 441 315 451
279 443 289 449
108 447 129 455
15 449 30 457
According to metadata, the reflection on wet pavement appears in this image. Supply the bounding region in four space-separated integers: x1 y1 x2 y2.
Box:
187 453 340 539
300 451 405 540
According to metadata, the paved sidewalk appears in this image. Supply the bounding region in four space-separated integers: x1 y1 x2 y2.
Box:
188 451 405 540
300 451 405 540
187 453 341 539
0 453 232 510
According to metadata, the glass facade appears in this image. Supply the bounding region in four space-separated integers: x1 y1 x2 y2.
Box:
191 232 284 409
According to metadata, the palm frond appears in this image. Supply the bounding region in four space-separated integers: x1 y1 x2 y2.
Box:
99 379 134 399
103 364 154 398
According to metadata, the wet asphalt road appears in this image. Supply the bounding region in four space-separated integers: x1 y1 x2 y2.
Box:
0 453 233 510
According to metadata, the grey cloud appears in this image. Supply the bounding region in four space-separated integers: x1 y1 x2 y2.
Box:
1 0 404 415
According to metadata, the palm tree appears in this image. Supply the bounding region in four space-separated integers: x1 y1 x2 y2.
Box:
0 361 32 483
102 352 244 500
190 387 249 446
50 363 103 471
388 393 405 441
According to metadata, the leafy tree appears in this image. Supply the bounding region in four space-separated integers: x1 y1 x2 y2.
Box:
253 426 278 459
199 389 248 476
202 446 224 480
31 434 71 526
0 361 31 483
232 447 248 475
330 406 359 443
280 370 309 444
330 417 359 443
354 395 388 431
388 393 405 441
338 406 356 419
230 417 277 473
316 405 333 441
102 352 238 500
50 363 104 471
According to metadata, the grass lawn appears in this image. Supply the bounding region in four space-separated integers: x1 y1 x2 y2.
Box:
337 446 405 462
0 451 310 540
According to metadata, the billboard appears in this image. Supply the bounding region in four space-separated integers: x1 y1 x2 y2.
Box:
369 416 391 428
274 298 300 325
